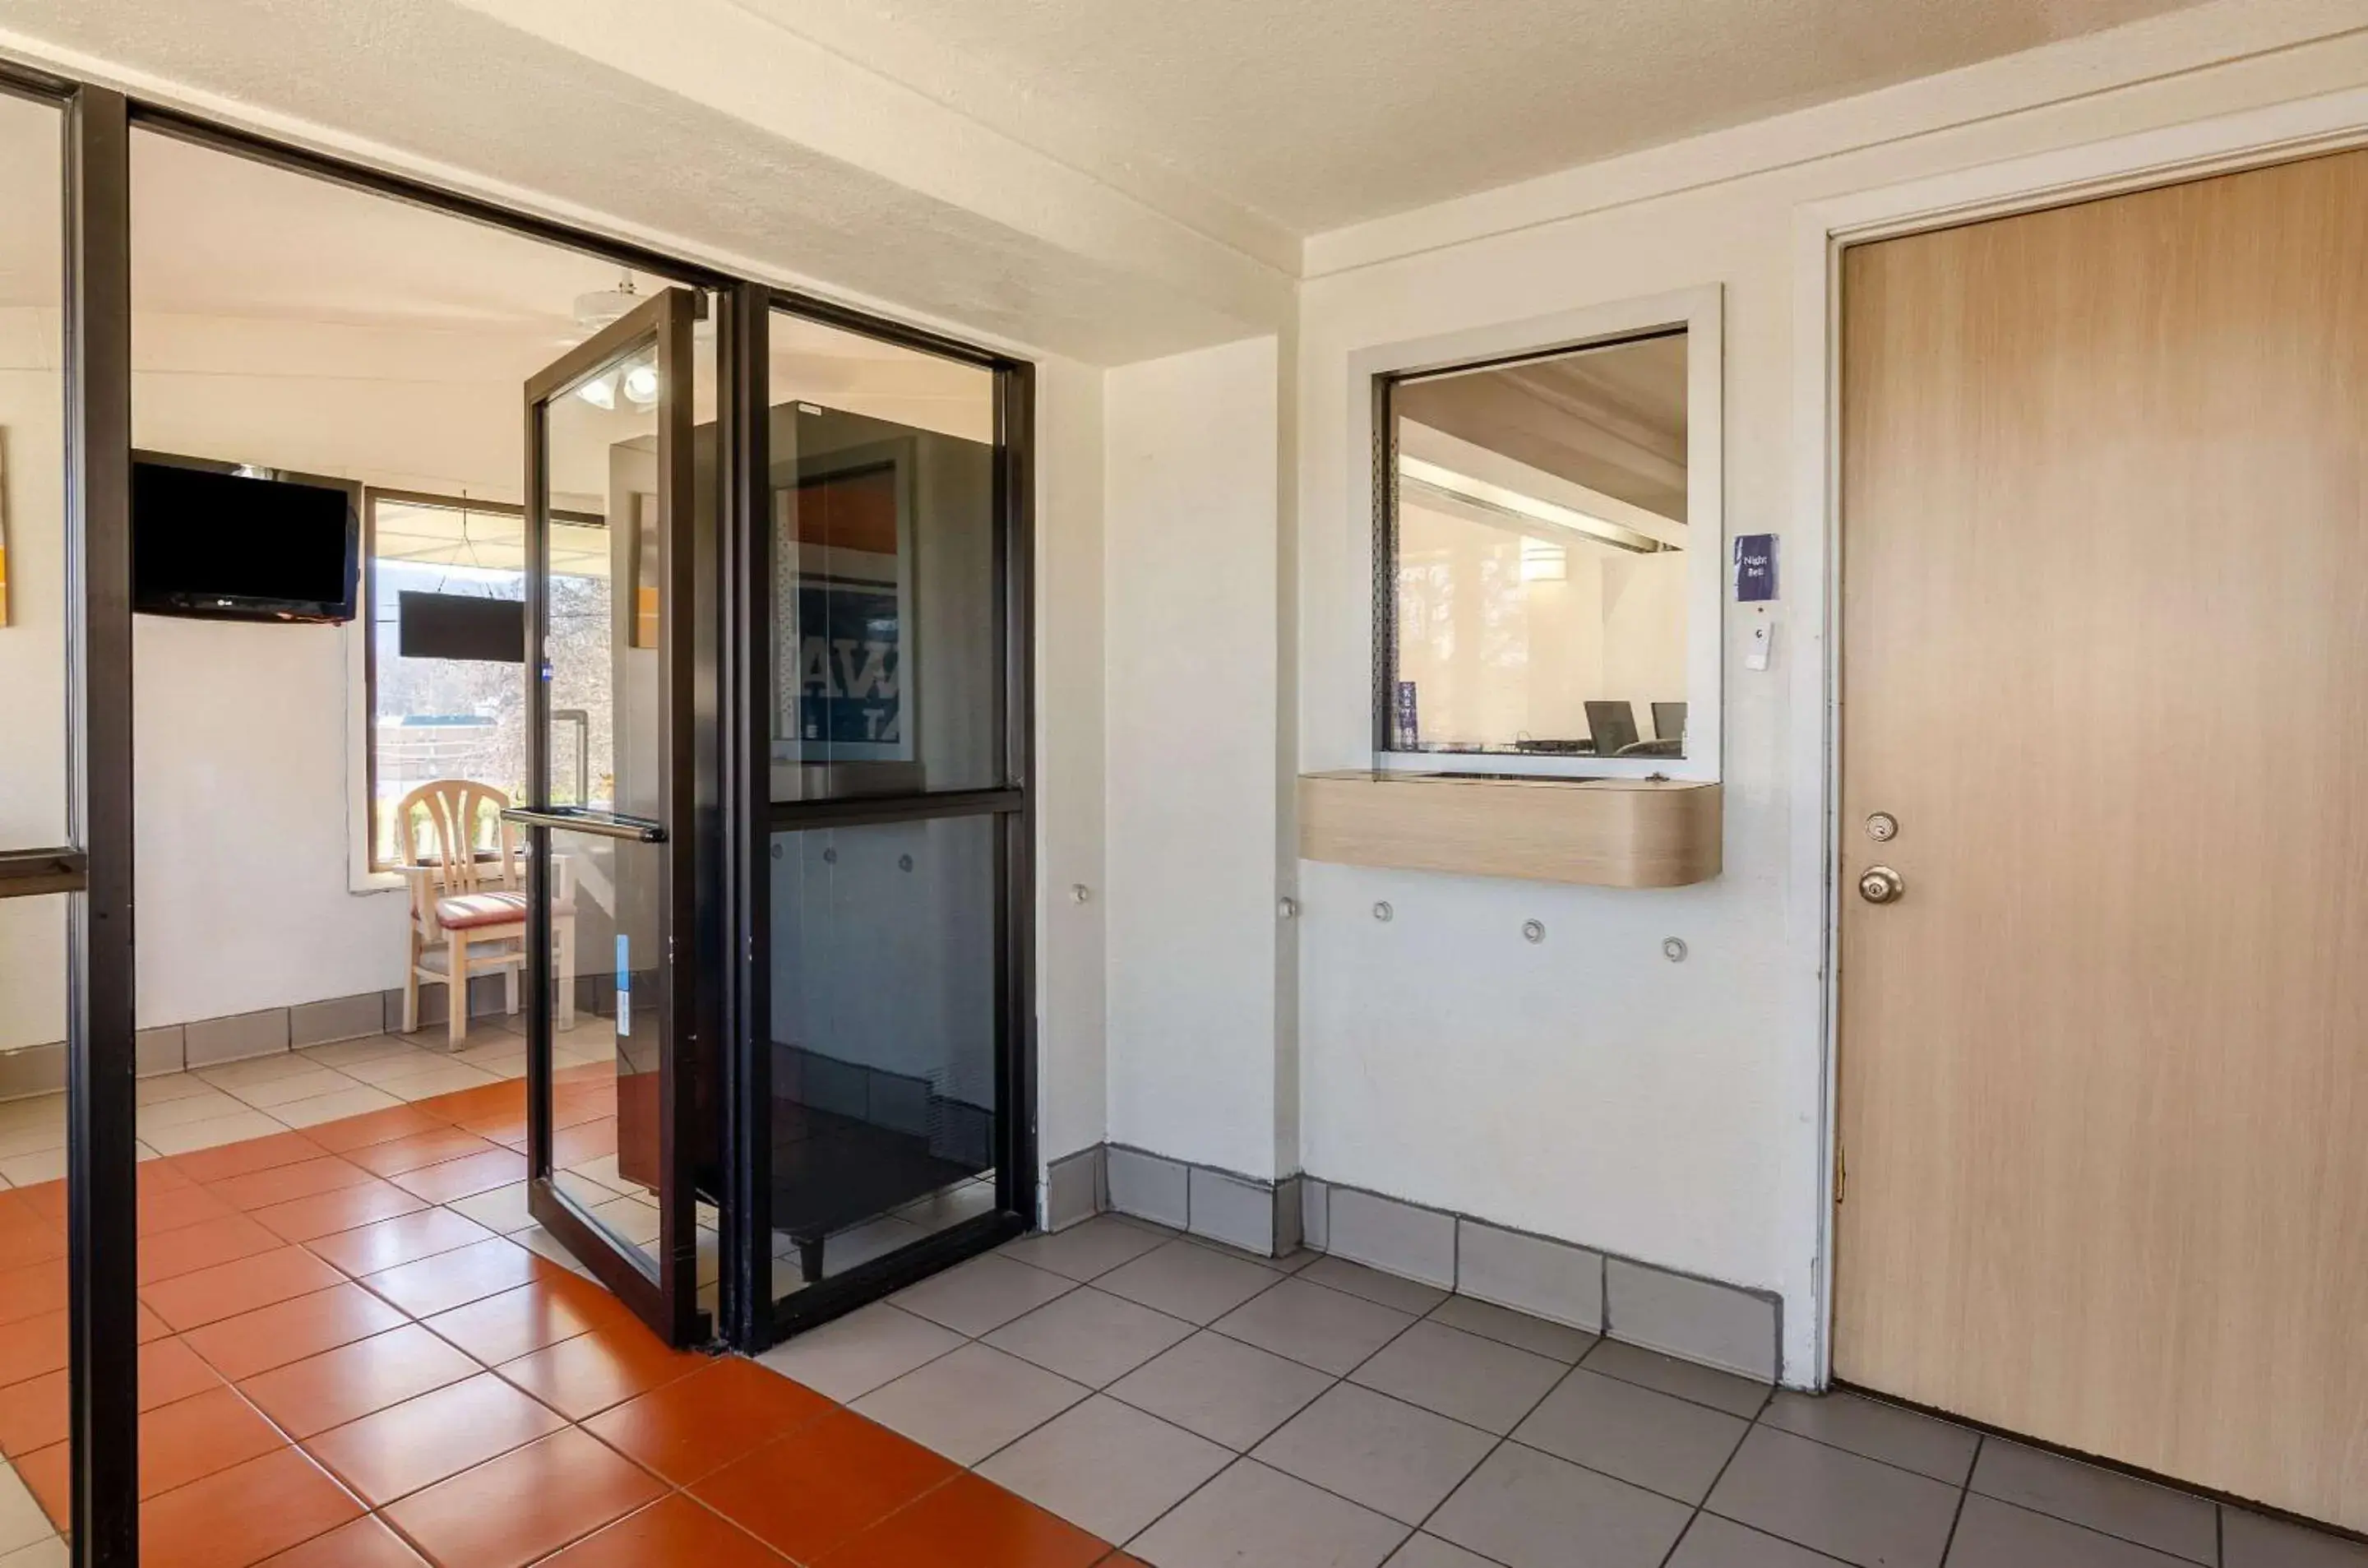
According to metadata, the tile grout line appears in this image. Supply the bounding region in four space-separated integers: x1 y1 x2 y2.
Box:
1109 1238 1828 1564
1653 1380 1781 1568
873 1236 1307 1464
890 1225 1802 1561
1139 1256 1504 1559
887 1236 1437 1558
161 1091 692 1568
2 1043 673 1562
1932 1433 1982 1567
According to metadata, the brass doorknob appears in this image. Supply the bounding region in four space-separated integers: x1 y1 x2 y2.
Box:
1858 866 1904 904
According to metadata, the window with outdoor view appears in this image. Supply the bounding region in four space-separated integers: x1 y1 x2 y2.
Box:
366 493 612 867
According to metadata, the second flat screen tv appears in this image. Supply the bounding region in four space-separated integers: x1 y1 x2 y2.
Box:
132 456 360 623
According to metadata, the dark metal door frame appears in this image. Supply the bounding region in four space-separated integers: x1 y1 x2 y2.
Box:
514 287 709 1347
64 81 138 1568
0 64 141 1568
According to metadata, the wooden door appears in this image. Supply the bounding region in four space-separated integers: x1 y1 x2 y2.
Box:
1835 150 2368 1529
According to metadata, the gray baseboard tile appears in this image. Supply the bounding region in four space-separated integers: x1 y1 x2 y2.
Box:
0 1043 64 1100
8 1018 262 1098
1329 1185 1455 1288
1107 1145 1190 1229
1458 1217 1603 1334
1307 1175 1778 1381
184 1008 292 1067
1042 1145 1106 1232
1100 1142 1303 1259
289 992 383 1048
1188 1165 1275 1254
1302 1177 1330 1251
5 988 419 1102
137 1026 186 1078
1604 1254 1780 1382
382 975 521 1034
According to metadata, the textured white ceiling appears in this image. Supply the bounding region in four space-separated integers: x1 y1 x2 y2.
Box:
0 0 1288 362
727 0 2212 232
0 0 2230 362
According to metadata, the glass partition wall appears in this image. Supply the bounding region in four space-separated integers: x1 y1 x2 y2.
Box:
0 75 131 1567
0 83 86 1566
0 56 1033 1560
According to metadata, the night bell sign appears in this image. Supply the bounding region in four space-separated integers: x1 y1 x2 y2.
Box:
1733 534 1778 602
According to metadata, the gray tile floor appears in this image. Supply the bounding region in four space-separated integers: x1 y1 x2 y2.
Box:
756 1215 2368 1568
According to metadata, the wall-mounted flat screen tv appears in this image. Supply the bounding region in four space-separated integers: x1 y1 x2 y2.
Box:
132 452 361 623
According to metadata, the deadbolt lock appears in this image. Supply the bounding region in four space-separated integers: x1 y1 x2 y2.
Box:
1865 812 1898 842
1858 865 1905 905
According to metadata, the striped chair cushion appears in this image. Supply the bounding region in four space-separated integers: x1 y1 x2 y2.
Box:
434 891 530 931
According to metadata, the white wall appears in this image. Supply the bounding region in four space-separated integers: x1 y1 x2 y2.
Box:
1292 16 2368 1383
1103 335 1287 1179
1034 355 1109 1167
124 317 550 1028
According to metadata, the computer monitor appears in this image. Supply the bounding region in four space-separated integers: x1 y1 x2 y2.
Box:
1652 701 1688 746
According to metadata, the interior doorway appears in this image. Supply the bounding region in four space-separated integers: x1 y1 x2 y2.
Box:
1834 149 2368 1530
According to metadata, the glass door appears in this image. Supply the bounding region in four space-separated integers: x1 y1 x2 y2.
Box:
752 303 1032 1337
508 287 709 1344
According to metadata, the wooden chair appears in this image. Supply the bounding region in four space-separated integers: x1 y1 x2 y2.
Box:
392 779 576 1046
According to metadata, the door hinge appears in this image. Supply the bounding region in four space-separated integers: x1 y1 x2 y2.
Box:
1834 1145 1847 1205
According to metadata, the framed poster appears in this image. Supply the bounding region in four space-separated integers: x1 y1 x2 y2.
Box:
772 443 916 768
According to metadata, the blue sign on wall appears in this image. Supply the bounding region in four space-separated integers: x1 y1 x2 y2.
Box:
795 583 902 744
1734 534 1778 602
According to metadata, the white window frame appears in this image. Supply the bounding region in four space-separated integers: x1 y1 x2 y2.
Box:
345 488 577 893
1354 284 1723 782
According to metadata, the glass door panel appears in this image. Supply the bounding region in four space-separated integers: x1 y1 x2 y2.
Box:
765 314 1000 801
768 814 1000 1297
512 286 708 1343
760 305 1024 1326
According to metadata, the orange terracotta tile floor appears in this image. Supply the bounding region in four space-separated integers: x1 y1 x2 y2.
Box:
0 1071 1126 1566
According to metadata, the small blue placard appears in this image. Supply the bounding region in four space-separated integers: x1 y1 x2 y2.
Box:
1734 534 1778 602
614 934 631 1038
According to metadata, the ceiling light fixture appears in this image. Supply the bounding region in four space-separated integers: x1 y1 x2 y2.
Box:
1398 454 1670 554
571 268 641 333
622 363 659 405
576 374 617 410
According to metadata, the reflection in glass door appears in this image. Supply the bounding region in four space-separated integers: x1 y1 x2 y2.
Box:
752 304 1031 1332
511 285 712 1344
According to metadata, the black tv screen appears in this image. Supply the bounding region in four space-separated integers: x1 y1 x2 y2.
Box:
132 457 359 622
399 590 524 663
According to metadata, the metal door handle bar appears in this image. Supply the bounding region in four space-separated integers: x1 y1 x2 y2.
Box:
500 807 668 844
0 849 87 899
